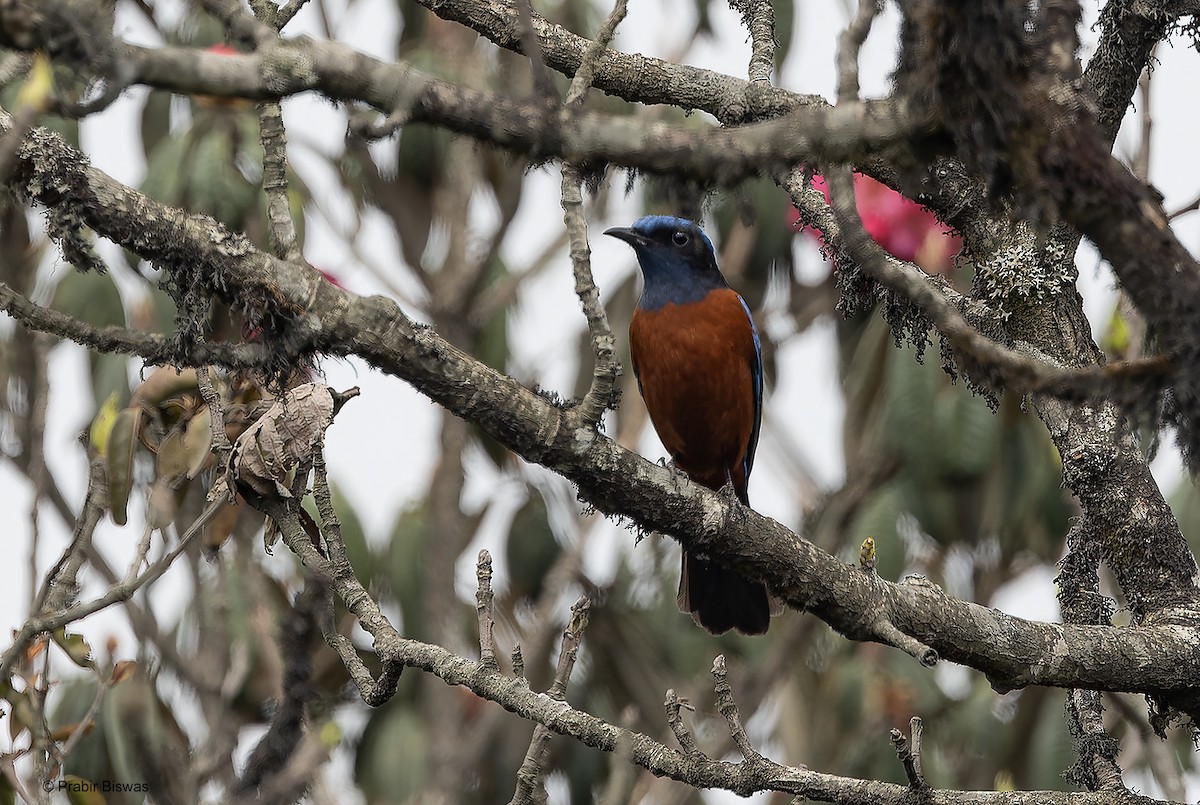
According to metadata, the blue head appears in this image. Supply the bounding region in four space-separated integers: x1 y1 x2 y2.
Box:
604 216 727 311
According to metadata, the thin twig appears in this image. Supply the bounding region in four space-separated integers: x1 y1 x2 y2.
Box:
870 615 939 667
30 456 106 617
265 495 403 707
276 0 312 27
1167 190 1200 220
711 654 762 762
1131 46 1155 183
664 689 701 758
561 166 620 425
310 441 339 557
508 597 591 805
556 0 629 427
0 279 271 368
246 2 302 263
0 511 210 682
837 0 882 102
196 365 232 467
563 0 629 106
514 0 559 103
908 716 924 783
257 100 301 262
547 597 589 699
889 718 927 789
23 332 49 612
731 0 776 85
31 640 52 805
81 543 208 694
786 170 1173 400
476 550 499 671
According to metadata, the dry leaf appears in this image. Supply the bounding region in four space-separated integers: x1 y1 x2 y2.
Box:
232 384 353 499
110 660 138 686
49 720 94 743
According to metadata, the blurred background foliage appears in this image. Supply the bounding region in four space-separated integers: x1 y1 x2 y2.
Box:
0 0 1195 803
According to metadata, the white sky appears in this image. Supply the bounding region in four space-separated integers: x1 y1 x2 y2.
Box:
4 0 1200 801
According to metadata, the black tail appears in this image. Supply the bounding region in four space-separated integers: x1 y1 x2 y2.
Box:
677 551 771 635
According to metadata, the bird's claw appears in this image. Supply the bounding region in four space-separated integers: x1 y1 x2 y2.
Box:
658 457 689 490
718 482 741 505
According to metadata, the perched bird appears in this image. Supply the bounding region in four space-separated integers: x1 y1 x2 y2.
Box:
605 215 772 635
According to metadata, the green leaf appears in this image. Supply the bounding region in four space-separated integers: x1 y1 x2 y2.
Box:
104 406 142 526
15 54 54 115
141 135 189 207
138 90 173 162
49 257 117 314
52 629 95 669
50 680 114 790
504 489 561 602
5 686 35 742
0 771 14 805
89 393 121 457
388 503 429 636
63 776 107 805
355 709 428 802
154 430 190 482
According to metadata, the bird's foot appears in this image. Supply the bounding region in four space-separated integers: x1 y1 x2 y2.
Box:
658 457 689 490
717 481 747 516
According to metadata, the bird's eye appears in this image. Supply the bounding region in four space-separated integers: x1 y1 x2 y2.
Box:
671 231 690 247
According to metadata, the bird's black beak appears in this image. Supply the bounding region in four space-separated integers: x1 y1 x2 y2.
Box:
604 226 648 248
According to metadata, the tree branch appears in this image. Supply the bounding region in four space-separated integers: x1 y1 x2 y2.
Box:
730 0 776 85
3 111 1200 702
0 5 926 184
782 170 1172 401
508 597 590 805
265 503 1185 804
0 277 272 369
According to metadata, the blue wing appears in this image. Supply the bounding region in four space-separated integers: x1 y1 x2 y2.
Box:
738 295 763 483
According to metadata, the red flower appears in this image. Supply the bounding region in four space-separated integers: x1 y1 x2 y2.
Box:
791 174 961 274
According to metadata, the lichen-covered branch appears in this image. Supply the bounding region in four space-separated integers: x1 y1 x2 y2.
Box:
2 112 1198 704
262 495 1180 804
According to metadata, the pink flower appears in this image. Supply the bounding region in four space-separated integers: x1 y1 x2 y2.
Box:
791 174 961 274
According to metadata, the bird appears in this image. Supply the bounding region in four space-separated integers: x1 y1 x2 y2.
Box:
605 215 773 635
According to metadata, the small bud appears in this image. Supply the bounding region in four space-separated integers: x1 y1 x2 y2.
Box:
859 536 877 572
